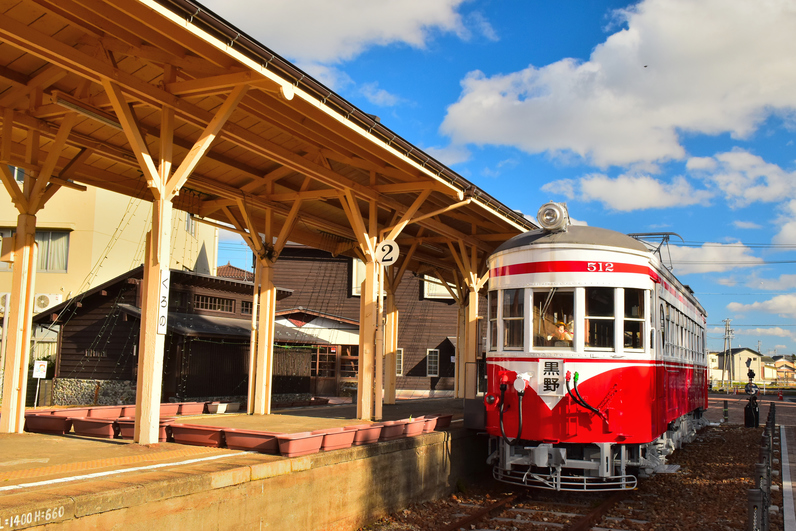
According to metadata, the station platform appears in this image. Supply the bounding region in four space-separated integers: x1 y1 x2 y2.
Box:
2 395 796 530
0 397 481 531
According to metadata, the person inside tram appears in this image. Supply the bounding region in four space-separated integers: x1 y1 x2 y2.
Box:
549 321 573 345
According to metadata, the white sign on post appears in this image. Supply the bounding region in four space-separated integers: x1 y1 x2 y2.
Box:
157 268 170 335
375 239 400 265
32 360 47 379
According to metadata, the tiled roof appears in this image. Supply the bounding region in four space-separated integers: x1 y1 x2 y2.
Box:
217 262 254 282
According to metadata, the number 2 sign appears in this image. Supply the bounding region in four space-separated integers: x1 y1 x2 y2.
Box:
375 239 400 265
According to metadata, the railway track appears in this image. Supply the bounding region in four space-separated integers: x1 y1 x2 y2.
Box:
439 490 652 531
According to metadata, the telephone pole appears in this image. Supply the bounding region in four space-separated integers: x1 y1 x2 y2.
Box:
721 319 734 391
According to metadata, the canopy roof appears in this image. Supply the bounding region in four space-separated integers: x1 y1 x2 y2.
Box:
0 0 538 280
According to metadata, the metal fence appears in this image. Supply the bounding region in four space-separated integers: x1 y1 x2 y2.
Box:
748 403 776 531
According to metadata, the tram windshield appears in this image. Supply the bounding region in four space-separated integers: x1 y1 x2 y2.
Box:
533 289 574 348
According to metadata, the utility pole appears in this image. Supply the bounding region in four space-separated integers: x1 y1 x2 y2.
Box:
722 319 734 391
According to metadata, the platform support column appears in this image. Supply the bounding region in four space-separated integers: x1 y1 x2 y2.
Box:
383 290 398 404
358 258 377 420
252 258 276 415
464 288 479 399
134 199 172 445
0 214 37 433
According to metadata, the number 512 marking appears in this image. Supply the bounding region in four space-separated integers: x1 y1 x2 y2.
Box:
587 262 614 272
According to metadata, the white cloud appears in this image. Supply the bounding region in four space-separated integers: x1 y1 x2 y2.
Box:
772 199 796 245
667 242 763 275
728 293 796 317
202 0 468 64
541 173 711 211
732 220 762 230
733 327 796 341
688 149 796 207
440 0 796 167
360 82 401 107
422 144 471 166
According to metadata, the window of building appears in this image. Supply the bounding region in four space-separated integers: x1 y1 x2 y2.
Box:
488 291 498 351
584 287 613 349
423 275 455 299
0 229 11 272
241 300 252 315
185 213 196 236
426 349 439 377
533 289 574 348
339 345 359 378
7 165 24 183
623 288 645 349
503 288 524 349
194 294 235 313
35 231 69 272
395 347 403 376
311 346 336 378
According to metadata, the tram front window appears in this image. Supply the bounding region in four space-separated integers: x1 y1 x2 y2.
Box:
585 287 614 349
533 289 574 348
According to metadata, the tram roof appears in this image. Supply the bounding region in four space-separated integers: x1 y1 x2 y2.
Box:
493 225 650 255
0 0 538 283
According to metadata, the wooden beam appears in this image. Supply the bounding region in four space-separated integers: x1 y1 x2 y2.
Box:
101 79 161 197
166 71 256 96
0 165 28 212
165 84 249 199
28 112 77 212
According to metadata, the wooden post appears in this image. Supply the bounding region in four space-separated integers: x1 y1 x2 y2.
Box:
357 259 377 420
455 303 466 398
383 290 398 404
247 258 262 414
464 288 479 399
134 198 172 444
0 214 37 433
252 258 276 415
374 264 384 420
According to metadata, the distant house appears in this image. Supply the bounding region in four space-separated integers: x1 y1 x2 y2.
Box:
269 245 479 399
774 357 796 386
217 261 254 282
709 348 774 386
32 267 301 405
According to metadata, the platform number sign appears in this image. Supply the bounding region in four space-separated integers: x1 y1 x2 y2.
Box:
375 239 400 265
157 268 170 335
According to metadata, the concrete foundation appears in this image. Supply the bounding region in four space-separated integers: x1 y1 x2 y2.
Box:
0 427 488 530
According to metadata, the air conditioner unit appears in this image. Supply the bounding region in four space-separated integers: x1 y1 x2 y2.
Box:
0 292 9 313
34 293 63 312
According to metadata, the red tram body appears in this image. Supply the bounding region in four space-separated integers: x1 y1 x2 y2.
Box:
484 203 708 491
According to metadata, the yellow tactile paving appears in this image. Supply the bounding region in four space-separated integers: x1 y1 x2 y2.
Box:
0 445 230 482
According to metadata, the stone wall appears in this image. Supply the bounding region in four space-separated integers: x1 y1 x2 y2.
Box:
52 378 136 406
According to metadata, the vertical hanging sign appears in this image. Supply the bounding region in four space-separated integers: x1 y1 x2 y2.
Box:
157 268 170 335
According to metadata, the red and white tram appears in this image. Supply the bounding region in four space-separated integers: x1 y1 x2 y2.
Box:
484 202 708 491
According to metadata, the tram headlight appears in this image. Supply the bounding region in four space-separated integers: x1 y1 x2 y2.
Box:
537 202 570 232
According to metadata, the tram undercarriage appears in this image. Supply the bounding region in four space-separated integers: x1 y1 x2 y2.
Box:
488 409 708 491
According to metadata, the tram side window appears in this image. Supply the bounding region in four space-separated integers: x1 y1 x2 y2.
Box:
624 288 644 349
502 288 524 349
488 291 498 351
532 289 574 348
585 287 614 349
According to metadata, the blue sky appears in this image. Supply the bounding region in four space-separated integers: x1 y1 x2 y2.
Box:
205 0 796 356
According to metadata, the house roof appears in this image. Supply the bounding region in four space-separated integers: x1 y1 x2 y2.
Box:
117 304 326 343
217 262 255 282
275 307 359 326
32 266 291 324
0 0 538 286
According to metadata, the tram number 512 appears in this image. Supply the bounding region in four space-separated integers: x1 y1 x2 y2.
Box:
587 262 614 272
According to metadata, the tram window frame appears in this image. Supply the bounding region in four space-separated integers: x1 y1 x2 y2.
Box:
488 290 498 351
532 289 574 349
502 288 524 350
623 288 645 350
584 287 614 351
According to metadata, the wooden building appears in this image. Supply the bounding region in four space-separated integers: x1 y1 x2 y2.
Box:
32 267 308 404
271 246 485 398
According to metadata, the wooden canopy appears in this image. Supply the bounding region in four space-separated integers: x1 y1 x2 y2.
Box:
0 0 538 441
0 0 535 273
